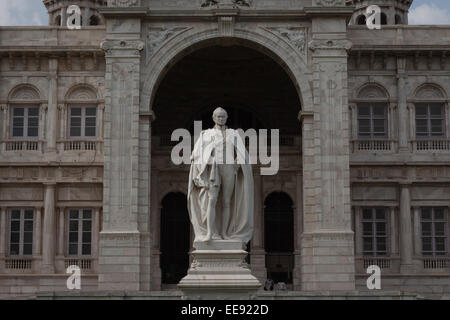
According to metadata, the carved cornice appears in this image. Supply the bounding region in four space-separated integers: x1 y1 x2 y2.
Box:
146 27 190 64
108 0 140 7
201 0 252 8
101 39 144 56
309 39 352 52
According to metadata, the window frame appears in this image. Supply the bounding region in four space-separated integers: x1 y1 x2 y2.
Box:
361 207 389 257
10 105 40 140
357 102 389 139
67 105 98 140
420 207 448 257
8 208 34 257
415 103 446 139
66 208 93 258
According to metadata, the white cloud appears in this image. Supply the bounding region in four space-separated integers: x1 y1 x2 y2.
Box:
409 4 450 25
0 0 47 26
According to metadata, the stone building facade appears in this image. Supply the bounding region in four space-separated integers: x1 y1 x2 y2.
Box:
0 0 449 298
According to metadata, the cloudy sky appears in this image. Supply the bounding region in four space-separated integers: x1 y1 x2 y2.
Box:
0 0 449 26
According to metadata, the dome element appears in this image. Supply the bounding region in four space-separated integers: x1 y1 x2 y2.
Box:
42 0 107 26
347 0 413 25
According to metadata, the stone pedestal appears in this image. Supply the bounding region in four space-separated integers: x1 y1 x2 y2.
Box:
178 240 261 299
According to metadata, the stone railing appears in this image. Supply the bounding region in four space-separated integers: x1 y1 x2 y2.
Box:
1 140 44 152
422 257 449 270
153 135 302 149
3 257 33 272
355 256 400 274
351 139 396 152
412 139 450 152
57 140 103 152
64 258 94 271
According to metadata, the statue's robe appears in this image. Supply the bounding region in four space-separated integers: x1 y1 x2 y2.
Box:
188 128 254 243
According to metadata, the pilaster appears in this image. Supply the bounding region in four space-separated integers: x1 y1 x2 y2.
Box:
300 3 355 291
98 10 145 291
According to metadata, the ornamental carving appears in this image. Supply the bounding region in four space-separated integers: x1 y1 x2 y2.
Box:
200 0 252 8
146 27 189 64
108 0 139 7
314 0 344 6
265 27 307 58
308 39 352 52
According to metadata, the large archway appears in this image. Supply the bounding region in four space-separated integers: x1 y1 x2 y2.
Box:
152 44 301 136
150 39 304 289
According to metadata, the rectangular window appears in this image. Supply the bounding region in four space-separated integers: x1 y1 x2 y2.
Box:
69 106 97 138
9 209 34 257
11 106 39 138
67 209 92 257
421 207 447 256
362 208 388 256
357 103 388 139
415 103 445 138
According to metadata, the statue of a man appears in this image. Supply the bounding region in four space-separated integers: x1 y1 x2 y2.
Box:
188 108 254 243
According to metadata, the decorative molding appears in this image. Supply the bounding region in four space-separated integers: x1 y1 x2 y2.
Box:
9 85 40 101
265 27 307 58
66 86 97 101
146 27 189 64
218 16 234 37
201 0 252 8
414 84 446 100
108 0 140 7
308 39 352 52
314 0 345 6
357 84 388 100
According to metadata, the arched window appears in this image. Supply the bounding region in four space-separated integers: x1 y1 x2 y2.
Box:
356 85 389 139
395 14 402 25
160 192 190 285
414 84 447 139
264 192 294 285
65 85 98 140
381 13 388 25
89 15 100 26
54 15 62 26
357 15 367 25
8 85 41 140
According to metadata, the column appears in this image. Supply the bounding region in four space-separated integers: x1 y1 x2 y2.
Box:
293 173 303 290
301 8 355 291
34 207 42 256
61 7 67 27
0 207 5 273
389 207 397 255
41 183 56 273
57 207 65 256
46 58 58 152
93 207 100 271
250 171 265 284
413 207 421 256
397 57 409 152
349 103 357 152
399 183 413 273
0 207 6 257
98 16 144 290
354 207 362 256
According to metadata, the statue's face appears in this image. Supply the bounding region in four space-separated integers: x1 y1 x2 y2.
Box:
213 110 228 126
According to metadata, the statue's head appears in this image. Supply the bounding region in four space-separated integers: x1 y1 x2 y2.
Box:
212 107 228 126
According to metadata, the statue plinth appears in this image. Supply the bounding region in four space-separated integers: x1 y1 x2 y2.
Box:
178 240 261 299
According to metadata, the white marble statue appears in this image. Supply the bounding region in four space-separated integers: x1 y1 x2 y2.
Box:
188 107 254 243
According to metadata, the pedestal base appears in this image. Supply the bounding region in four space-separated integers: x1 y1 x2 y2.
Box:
178 240 261 300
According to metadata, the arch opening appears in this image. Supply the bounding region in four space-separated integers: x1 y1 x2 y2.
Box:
160 192 191 285
264 192 294 285
152 43 302 138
